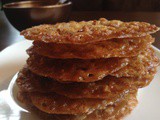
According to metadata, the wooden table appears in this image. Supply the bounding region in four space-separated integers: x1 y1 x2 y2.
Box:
0 11 160 51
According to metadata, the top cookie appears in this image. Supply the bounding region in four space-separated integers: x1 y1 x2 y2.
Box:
21 18 159 44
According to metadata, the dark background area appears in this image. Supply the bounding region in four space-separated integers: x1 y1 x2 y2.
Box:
1 0 160 11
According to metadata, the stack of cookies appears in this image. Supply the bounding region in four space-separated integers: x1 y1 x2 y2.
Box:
16 18 159 120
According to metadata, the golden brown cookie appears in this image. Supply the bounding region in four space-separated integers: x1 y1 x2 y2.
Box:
111 48 159 78
27 48 159 82
21 18 159 44
16 67 152 99
28 92 123 115
27 53 129 82
28 35 154 59
18 91 138 120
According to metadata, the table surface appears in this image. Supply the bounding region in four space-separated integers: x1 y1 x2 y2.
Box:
0 11 160 51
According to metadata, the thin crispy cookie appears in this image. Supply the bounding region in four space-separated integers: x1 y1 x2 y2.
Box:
111 48 159 78
16 67 151 99
27 53 129 82
28 35 154 59
18 91 138 120
21 18 159 44
28 92 120 115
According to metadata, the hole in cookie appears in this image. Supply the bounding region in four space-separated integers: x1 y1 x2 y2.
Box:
88 74 94 77
81 68 87 71
41 102 47 107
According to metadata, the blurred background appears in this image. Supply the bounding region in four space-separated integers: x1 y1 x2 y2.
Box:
1 0 160 11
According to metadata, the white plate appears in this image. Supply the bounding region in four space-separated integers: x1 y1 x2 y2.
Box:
0 41 160 120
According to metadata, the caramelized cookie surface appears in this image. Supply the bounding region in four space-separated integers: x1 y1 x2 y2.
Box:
28 35 154 59
21 18 159 44
111 48 159 78
27 53 129 82
18 91 138 120
16 67 152 99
